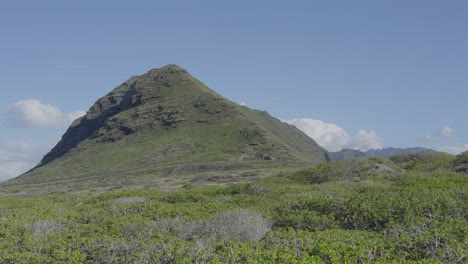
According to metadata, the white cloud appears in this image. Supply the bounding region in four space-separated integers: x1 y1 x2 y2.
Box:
287 118 350 152
440 144 468 155
4 99 85 127
286 118 384 152
424 126 454 140
423 134 433 140
439 126 453 137
349 130 384 151
240 102 247 106
0 141 52 182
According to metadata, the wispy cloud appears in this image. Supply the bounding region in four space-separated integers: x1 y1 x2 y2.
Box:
349 130 385 151
439 126 453 137
440 144 468 155
4 99 85 128
286 118 383 152
0 141 52 181
424 126 453 141
423 134 433 140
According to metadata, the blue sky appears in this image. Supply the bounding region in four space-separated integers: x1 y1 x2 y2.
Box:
1 1 467 180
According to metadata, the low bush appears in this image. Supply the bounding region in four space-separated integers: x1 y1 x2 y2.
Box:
390 152 453 171
31 220 63 238
0 156 466 263
113 197 148 205
153 209 271 242
289 158 398 184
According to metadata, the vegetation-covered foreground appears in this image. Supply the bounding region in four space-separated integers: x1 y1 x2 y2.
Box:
0 153 467 263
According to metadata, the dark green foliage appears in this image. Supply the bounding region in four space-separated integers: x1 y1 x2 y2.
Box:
288 158 399 184
390 152 453 171
447 151 468 173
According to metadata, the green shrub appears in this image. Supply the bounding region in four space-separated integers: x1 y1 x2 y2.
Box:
390 152 453 171
0 156 466 263
289 158 399 184
447 151 468 173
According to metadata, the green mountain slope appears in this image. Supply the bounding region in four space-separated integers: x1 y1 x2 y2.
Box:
333 147 439 160
8 65 329 189
332 149 367 160
365 147 437 158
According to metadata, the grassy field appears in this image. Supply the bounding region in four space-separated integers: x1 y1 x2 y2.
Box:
0 152 466 263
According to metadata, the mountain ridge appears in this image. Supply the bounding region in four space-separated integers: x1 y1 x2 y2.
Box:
333 147 439 160
8 64 330 189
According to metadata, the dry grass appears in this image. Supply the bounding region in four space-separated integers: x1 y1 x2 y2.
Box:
31 220 63 238
152 209 271 242
113 197 149 205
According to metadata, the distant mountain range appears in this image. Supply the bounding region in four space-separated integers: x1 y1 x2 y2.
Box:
333 147 438 160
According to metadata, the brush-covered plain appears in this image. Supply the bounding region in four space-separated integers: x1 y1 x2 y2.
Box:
0 152 466 263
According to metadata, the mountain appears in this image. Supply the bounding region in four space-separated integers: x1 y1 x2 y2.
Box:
332 149 367 160
365 147 437 158
7 65 330 190
333 147 438 160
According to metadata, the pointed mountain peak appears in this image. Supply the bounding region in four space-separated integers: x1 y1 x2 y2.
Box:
143 64 189 79
38 65 213 167
152 64 187 72
11 65 330 189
